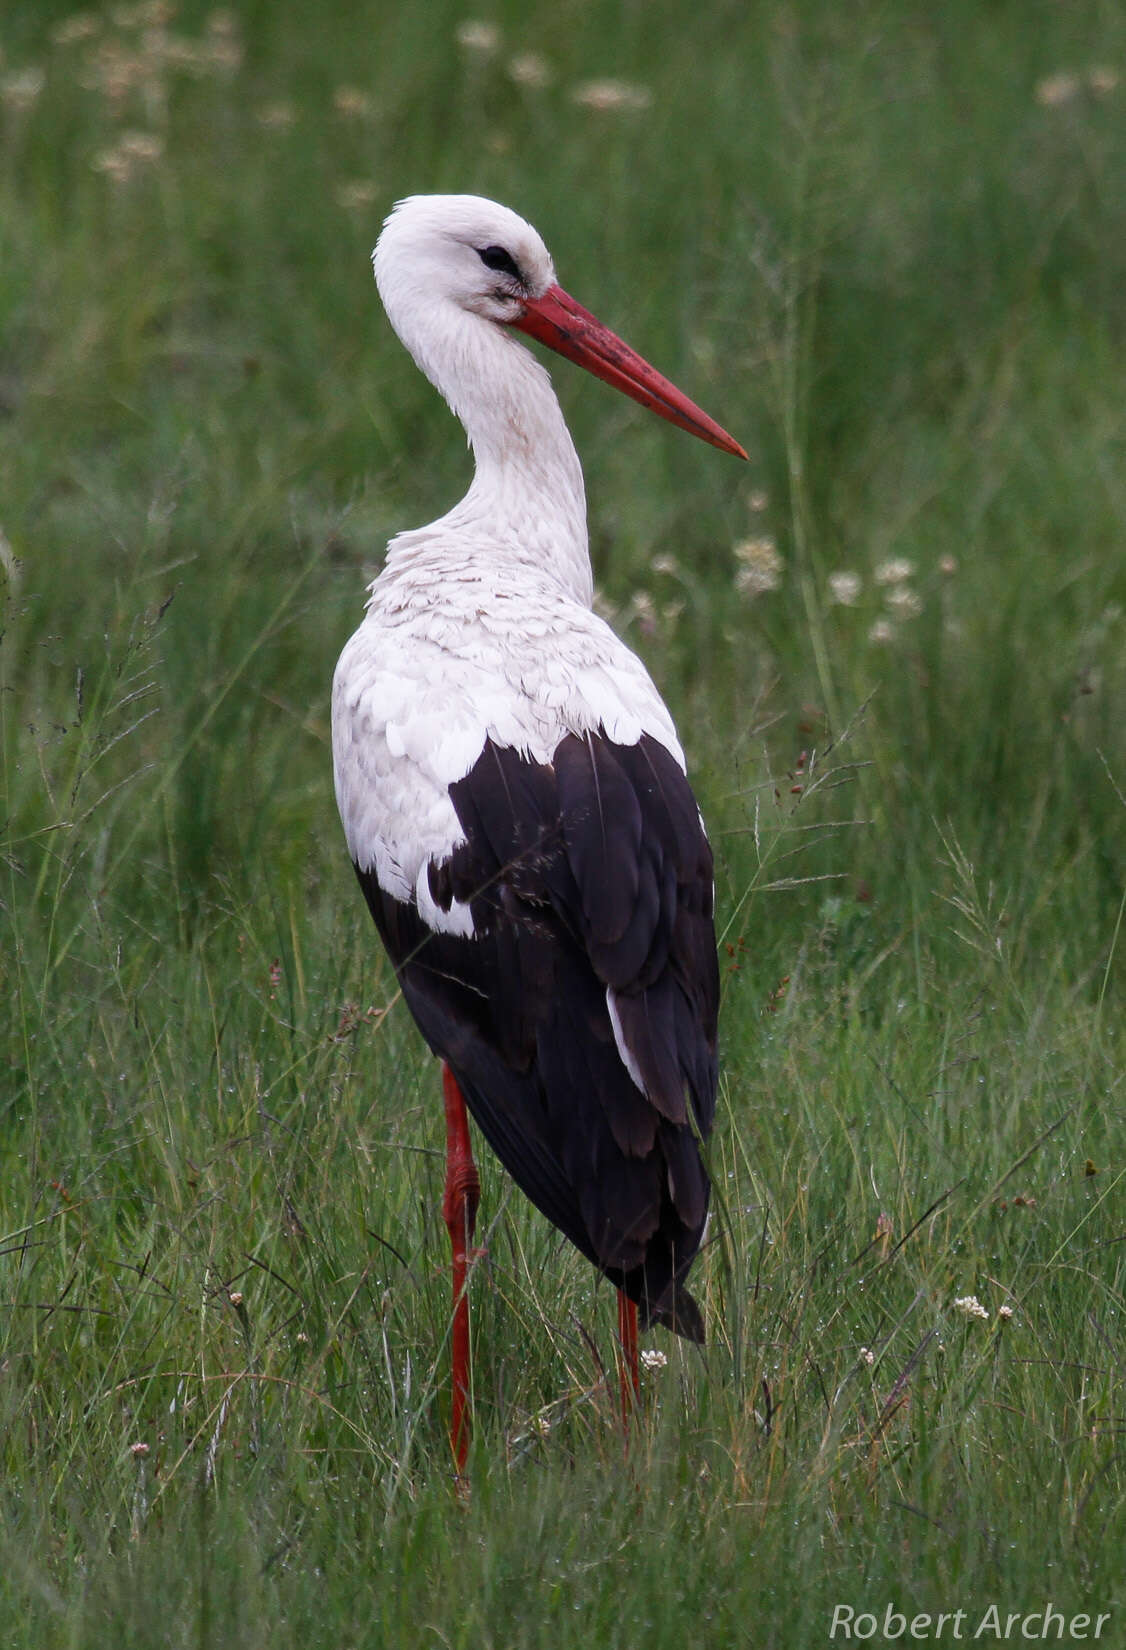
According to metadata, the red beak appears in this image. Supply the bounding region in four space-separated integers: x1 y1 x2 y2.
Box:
511 284 747 460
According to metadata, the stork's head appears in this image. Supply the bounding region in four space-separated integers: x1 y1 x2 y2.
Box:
374 195 556 330
372 193 747 461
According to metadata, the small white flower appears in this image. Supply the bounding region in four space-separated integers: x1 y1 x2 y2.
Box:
507 52 551 88
885 585 922 618
130 1441 150 1457
998 1304 1014 1322
952 1294 989 1320
1 68 46 112
570 78 652 112
938 554 958 576
456 20 500 54
205 35 242 72
333 85 373 118
118 129 163 161
51 14 102 46
93 129 163 182
651 554 682 578
1036 72 1080 107
828 570 861 606
626 588 658 635
874 557 915 585
868 618 894 645
859 1346 875 1366
733 536 782 598
640 1349 667 1371
1088 66 1119 97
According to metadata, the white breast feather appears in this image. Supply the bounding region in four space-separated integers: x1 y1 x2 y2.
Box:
331 567 683 937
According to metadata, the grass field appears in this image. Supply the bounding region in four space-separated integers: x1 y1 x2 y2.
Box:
2 1 1125 1644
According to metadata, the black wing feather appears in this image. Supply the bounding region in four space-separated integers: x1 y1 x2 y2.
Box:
355 730 718 1339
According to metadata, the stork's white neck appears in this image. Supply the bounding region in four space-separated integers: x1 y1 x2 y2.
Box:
382 297 593 607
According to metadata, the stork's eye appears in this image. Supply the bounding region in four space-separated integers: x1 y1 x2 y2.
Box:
477 244 522 280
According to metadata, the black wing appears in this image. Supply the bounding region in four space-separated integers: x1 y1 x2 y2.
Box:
354 730 719 1339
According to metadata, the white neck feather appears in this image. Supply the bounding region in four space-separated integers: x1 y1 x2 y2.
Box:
382 297 593 607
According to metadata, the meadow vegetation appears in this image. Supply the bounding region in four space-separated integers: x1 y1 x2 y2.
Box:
1 2 1124 1644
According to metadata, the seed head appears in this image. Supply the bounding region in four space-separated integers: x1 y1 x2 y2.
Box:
733 536 783 598
828 570 861 606
874 557 915 586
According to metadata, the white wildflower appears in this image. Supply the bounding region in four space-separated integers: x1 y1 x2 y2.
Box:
952 1294 989 1321
998 1304 1014 1322
874 557 915 585
1 68 46 112
93 129 162 183
93 147 132 184
859 1346 875 1366
1036 72 1080 107
118 128 163 161
570 78 652 112
885 585 922 618
205 34 242 72
640 1349 667 1371
51 14 102 46
130 1440 150 1457
651 553 682 578
1088 66 1119 96
868 618 894 645
333 84 373 118
456 20 500 54
828 570 861 606
507 52 551 88
938 554 958 576
733 536 782 598
626 589 658 635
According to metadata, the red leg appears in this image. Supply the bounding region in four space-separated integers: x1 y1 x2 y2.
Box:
617 1290 640 1431
441 1063 480 1480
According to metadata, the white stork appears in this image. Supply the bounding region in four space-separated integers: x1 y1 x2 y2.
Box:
331 195 745 1473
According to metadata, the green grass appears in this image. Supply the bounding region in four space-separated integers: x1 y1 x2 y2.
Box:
2 1 1124 1644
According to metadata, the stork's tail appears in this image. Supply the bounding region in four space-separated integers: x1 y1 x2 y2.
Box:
640 1281 706 1344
